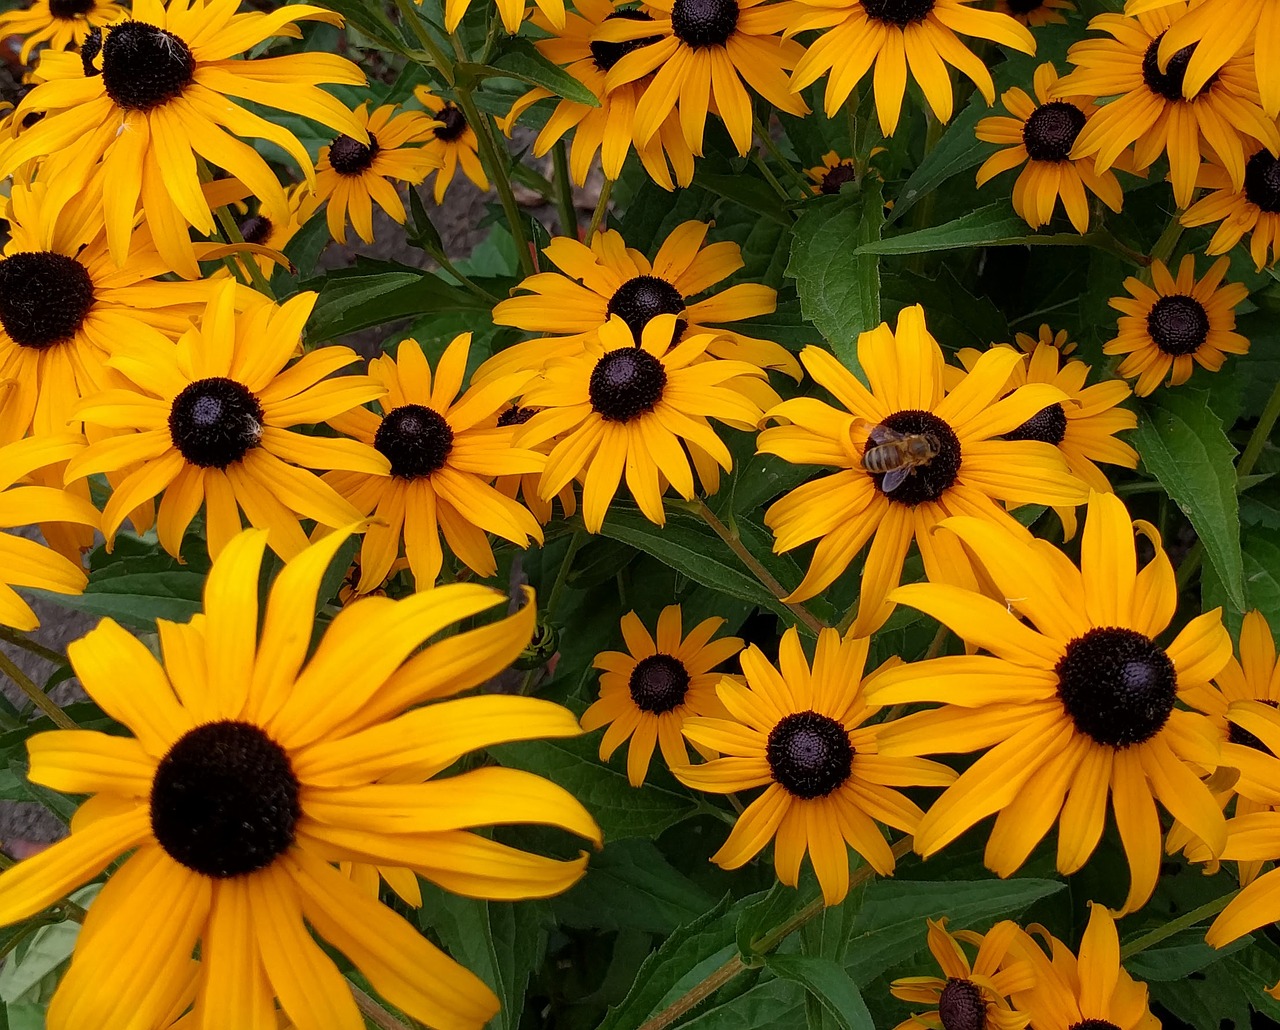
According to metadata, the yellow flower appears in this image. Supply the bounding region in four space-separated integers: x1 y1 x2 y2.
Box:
316 103 441 245
425 0 564 38
213 180 321 284
0 0 124 64
0 0 367 278
976 63 1126 234
759 304 1086 634
415 88 491 204
515 314 765 532
0 527 600 1030
674 627 956 905
889 918 1033 1030
491 404 578 525
995 0 1073 27
788 0 1035 135
806 151 860 194
324 334 545 593
68 282 387 560
581 604 743 786
1053 3 1280 209
866 490 1232 914
1182 145 1280 269
1104 254 1249 396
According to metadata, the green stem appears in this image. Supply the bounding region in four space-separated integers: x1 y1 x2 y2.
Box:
1176 540 1203 592
1149 214 1184 268
551 141 578 238
393 0 455 85
752 153 792 202
0 627 66 667
213 204 276 299
752 115 811 198
431 250 500 303
1238 375 1280 480
0 650 76 730
1120 892 1234 959
545 530 586 620
352 984 417 1030
586 178 613 239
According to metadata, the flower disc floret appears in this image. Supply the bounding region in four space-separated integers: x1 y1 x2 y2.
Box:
100 21 196 111
1141 33 1209 101
766 710 854 799
1069 1023 1123 1030
937 978 987 1030
167 377 265 470
871 410 962 505
588 347 668 422
1245 150 1280 214
0 252 95 350
861 0 936 27
1146 295 1209 356
1006 402 1068 445
1056 627 1177 748
607 275 688 341
51 0 96 17
329 132 380 175
628 654 691 713
1022 102 1086 162
432 105 468 143
591 10 663 71
820 163 858 194
375 404 455 479
671 0 740 47
237 214 273 245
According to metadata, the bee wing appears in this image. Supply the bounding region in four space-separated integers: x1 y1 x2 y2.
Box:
879 467 910 493
848 417 876 453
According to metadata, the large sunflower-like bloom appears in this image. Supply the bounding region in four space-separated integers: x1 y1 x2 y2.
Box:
787 0 1035 135
1182 146 1280 270
1053 3 1280 208
325 334 545 593
759 304 1086 634
414 88 491 204
0 527 601 1030
68 282 387 560
499 0 694 190
0 0 124 63
316 103 441 245
674 627 956 905
1005 904 1160 1030
581 604 743 786
889 918 1033 1030
976 63 1126 234
0 0 367 278
865 490 1233 914
1104 254 1249 396
486 221 799 386
594 0 808 158
516 314 765 533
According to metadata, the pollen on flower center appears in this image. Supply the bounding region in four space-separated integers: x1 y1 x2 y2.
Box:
606 275 688 342
1142 33 1215 101
433 105 468 143
821 163 858 194
766 710 854 799
150 720 301 879
168 377 265 469
671 0 740 48
0 251 96 350
1244 150 1280 214
589 347 668 422
329 132 380 176
861 0 937 28
628 654 691 713
937 978 987 1030
868 409 963 506
238 214 273 245
1056 626 1177 748
1228 698 1279 753
50 0 95 18
375 403 455 478
591 10 663 72
100 21 196 112
1006 402 1068 445
1022 102 1086 162
1146 295 1209 356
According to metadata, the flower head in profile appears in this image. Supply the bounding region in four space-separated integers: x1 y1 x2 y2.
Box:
1182 146 1280 270
582 605 743 786
0 0 124 64
316 103 441 245
415 88 491 203
889 918 1032 1030
674 627 956 905
68 282 388 560
759 304 1086 635
867 491 1232 914
1104 255 1249 396
976 63 1126 234
516 314 765 532
0 528 600 1030
787 0 1035 134
325 334 545 593
0 0 367 278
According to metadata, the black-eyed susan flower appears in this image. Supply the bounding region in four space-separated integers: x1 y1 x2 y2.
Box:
425 0 563 37
787 0 1035 135
1006 904 1159 1030
581 605 743 786
1054 3 1280 209
1182 146 1280 270
498 0 694 190
487 221 800 384
1104 254 1249 396
0 433 99 630
0 527 600 1030
325 334 545 593
316 103 441 245
866 490 1232 914
995 0 1073 27
759 304 1086 635
414 87 491 204
218 181 321 283
594 0 809 158
492 404 578 525
67 282 387 561
0 0 367 278
674 627 956 905
806 151 860 194
0 0 123 64
889 918 1033 1030
976 63 1126 234
516 314 765 533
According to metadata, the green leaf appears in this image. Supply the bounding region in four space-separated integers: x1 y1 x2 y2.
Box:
679 978 807 1030
765 955 874 1030
693 169 790 225
786 183 884 371
406 187 445 255
315 0 413 55
462 38 599 107
1124 929 1248 982
1134 390 1245 611
889 93 991 223
858 204 1027 254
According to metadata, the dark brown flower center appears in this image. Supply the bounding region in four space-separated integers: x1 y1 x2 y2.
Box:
1070 1023 1123 1030
589 347 668 422
1005 0 1044 12
100 21 196 111
628 654 691 713
1056 627 1177 748
1022 102 1086 162
1245 149 1280 213
375 403 455 478
591 10 662 71
433 105 468 143
50 0 96 19
672 0 739 47
238 214 273 245
168 377 265 468
607 274 687 343
0 251 95 349
867 409 962 506
820 163 858 194
329 132 380 175
496 404 539 427
1228 698 1279 753
766 710 853 799
1142 32 1215 101
938 979 987 1030
862 0 936 26
1147 295 1209 356
1006 402 1068 445
150 720 300 879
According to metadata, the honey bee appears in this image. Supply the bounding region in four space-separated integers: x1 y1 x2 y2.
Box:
855 420 941 494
